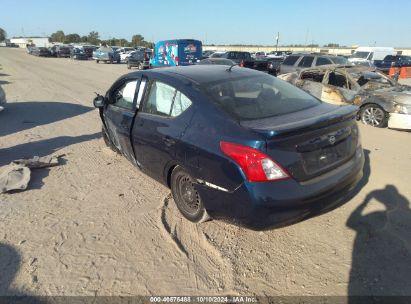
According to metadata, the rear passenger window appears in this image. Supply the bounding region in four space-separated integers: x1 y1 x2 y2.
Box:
298 56 314 67
283 55 300 66
171 91 192 117
145 81 176 116
144 81 192 117
316 57 332 66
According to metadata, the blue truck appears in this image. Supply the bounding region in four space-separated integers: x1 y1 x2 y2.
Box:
150 39 202 67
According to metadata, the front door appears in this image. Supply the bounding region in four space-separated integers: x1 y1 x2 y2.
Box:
104 77 140 164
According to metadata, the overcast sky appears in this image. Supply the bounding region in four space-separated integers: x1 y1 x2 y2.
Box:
2 0 411 47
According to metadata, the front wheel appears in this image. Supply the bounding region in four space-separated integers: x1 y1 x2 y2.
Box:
360 104 388 128
171 167 210 223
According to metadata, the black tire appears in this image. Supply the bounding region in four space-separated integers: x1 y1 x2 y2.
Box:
170 166 210 223
360 104 388 128
102 126 118 152
127 64 131 69
96 60 99 63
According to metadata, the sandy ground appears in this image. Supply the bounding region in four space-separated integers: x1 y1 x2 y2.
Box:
0 48 411 297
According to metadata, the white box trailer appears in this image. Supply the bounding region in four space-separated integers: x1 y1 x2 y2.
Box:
348 47 395 65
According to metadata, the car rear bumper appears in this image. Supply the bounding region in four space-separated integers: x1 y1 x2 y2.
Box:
388 113 411 130
196 147 364 230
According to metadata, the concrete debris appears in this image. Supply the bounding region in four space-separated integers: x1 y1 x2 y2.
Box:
0 154 64 193
12 154 64 169
0 164 31 193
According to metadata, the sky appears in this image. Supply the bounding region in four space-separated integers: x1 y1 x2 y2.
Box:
1 0 411 47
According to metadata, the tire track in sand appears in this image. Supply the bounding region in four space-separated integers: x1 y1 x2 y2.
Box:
158 194 236 293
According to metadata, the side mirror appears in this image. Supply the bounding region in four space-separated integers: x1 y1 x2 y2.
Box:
93 94 106 108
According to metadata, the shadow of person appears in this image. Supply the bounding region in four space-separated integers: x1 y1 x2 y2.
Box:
0 244 45 303
0 243 21 296
347 185 411 298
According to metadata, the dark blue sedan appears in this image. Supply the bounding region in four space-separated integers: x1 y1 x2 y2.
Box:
93 65 364 230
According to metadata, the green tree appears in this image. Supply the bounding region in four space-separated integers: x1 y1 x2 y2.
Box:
0 28 6 42
50 30 65 42
64 33 81 43
88 31 100 45
131 34 145 47
325 43 340 47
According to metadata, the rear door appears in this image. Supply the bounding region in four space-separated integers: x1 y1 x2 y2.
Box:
104 77 140 164
132 78 194 180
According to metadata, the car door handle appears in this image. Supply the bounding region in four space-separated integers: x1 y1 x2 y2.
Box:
163 136 175 146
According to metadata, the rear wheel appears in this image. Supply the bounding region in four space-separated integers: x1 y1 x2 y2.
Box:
170 167 210 223
360 104 387 128
96 60 99 63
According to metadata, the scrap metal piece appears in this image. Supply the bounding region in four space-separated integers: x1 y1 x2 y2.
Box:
0 164 31 193
12 155 63 169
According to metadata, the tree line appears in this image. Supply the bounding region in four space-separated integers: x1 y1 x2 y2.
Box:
49 30 154 48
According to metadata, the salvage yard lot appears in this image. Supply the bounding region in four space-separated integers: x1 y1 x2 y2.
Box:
1 47 411 296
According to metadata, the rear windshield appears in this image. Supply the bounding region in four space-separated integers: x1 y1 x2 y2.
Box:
202 74 320 120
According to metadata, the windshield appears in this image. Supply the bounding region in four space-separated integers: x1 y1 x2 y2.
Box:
202 74 321 120
331 56 349 65
350 51 370 59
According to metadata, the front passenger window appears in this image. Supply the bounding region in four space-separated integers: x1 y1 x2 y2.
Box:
113 80 138 110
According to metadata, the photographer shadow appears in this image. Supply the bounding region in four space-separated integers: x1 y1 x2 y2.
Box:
347 185 411 297
0 243 44 303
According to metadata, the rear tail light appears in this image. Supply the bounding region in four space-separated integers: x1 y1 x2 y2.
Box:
240 60 244 67
220 141 289 182
144 52 148 60
176 56 179 66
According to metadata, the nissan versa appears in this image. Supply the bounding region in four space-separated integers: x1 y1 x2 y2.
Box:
93 65 364 230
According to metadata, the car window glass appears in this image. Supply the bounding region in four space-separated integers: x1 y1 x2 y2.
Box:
203 74 320 120
171 91 192 117
113 80 138 110
316 57 332 66
298 56 314 67
145 81 176 116
283 55 300 65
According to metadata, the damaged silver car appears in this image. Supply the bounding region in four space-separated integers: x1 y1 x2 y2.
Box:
278 65 411 130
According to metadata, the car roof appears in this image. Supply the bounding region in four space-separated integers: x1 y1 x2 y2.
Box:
298 64 375 74
130 65 265 85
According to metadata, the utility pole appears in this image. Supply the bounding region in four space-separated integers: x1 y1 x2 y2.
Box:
275 32 279 51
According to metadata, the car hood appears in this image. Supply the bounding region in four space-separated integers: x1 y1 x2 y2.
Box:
367 85 411 105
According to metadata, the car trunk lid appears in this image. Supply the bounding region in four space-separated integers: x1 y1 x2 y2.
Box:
240 104 360 182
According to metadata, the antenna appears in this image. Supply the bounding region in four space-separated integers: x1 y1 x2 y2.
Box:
226 63 239 72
